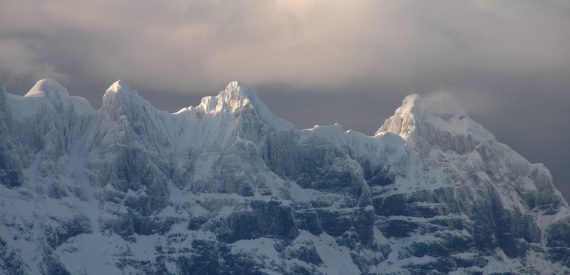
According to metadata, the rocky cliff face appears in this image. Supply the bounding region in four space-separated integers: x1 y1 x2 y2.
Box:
0 79 569 274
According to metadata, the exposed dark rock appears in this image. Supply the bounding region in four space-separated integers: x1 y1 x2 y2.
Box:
546 218 570 267
286 243 322 265
315 208 354 237
221 200 298 242
40 253 71 275
0 237 26 275
294 207 323 235
355 207 375 245
1 85 569 274
176 240 264 275
46 215 92 248
101 211 177 238
378 218 419 238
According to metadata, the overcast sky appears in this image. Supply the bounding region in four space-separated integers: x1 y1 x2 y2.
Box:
1 0 569 198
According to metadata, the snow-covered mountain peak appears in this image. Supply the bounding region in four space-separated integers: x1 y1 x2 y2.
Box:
24 78 70 98
106 79 131 93
3 79 92 119
397 93 420 115
199 81 260 113
224 80 252 98
375 93 422 139
196 81 294 131
102 79 151 109
99 79 164 128
103 79 142 99
2 80 570 274
377 93 494 155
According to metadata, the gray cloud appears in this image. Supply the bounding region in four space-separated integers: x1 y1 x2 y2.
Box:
1 0 569 198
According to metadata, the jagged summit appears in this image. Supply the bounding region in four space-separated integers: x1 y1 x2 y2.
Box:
101 79 153 112
199 81 264 113
14 78 93 116
194 81 293 130
375 94 497 157
24 78 70 98
103 79 142 99
221 81 257 101
377 93 467 136
1 79 570 274
106 79 132 94
377 93 494 149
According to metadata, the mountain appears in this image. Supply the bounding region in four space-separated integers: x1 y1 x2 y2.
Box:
1 79 569 274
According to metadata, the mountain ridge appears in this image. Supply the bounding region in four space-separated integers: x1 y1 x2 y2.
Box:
1 79 569 274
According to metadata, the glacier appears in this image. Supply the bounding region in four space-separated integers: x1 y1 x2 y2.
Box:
0 78 569 274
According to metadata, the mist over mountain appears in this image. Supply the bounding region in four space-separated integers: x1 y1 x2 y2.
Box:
1 79 570 274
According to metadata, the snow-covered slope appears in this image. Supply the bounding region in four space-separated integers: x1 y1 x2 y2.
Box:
1 79 569 274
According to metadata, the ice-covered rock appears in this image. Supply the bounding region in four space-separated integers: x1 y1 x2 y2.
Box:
0 81 569 274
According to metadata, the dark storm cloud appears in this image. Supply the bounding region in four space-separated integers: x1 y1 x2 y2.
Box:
0 0 569 197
